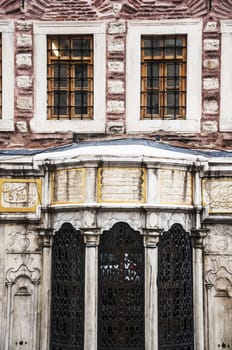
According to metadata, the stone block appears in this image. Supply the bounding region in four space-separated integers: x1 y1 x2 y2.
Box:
203 59 219 69
108 40 124 52
16 54 32 67
108 80 124 94
16 96 32 110
16 21 32 31
205 22 217 32
108 22 126 34
16 121 28 133
17 34 32 47
108 61 124 73
107 100 124 114
202 121 218 133
203 99 218 114
16 76 32 89
203 78 219 90
106 121 125 134
203 39 219 51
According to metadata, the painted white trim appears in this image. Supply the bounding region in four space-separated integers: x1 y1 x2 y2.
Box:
126 19 202 133
220 20 232 131
0 21 14 131
31 21 106 133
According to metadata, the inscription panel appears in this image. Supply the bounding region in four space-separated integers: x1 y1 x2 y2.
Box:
203 178 232 214
98 167 146 203
0 179 41 212
159 169 192 205
51 168 86 204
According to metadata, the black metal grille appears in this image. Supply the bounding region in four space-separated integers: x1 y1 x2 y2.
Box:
158 223 194 350
0 34 2 118
98 222 145 350
50 223 85 350
47 35 93 120
141 35 187 120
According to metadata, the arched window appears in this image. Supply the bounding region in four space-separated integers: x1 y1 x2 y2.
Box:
158 223 194 350
98 222 145 350
50 223 85 350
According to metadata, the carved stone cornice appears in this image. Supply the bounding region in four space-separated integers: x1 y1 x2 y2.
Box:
81 228 101 247
191 229 209 249
143 228 163 248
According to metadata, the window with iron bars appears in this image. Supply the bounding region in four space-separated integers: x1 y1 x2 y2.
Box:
141 35 187 120
47 35 93 120
0 34 2 119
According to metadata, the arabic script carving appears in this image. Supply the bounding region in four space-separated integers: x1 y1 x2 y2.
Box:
203 179 232 213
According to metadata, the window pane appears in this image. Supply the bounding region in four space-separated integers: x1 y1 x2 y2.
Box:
54 91 68 115
144 37 162 57
147 91 159 114
167 63 179 87
147 63 159 88
75 91 88 114
72 38 91 57
54 63 68 88
75 64 88 88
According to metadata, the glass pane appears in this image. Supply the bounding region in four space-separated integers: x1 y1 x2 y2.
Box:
167 92 179 115
59 38 69 56
167 63 179 87
51 39 59 57
75 64 88 88
147 92 159 114
54 90 68 115
147 63 159 88
72 38 91 57
54 63 68 88
143 37 162 57
75 91 87 114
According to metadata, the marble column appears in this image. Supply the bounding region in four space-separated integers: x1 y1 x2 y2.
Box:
191 229 208 350
83 229 100 350
39 229 54 350
143 229 161 350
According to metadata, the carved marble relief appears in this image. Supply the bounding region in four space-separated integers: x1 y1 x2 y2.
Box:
5 264 40 350
0 179 41 212
159 169 192 205
205 255 232 350
98 167 146 203
204 225 232 254
51 168 86 205
203 178 232 214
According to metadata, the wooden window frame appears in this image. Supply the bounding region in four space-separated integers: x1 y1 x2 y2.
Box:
141 35 187 120
47 35 93 120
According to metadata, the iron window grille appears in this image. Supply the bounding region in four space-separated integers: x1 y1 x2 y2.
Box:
0 34 2 119
47 35 93 120
141 35 187 120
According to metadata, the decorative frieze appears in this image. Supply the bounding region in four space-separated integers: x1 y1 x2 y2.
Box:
0 179 41 212
203 178 232 214
159 169 192 205
98 167 146 203
51 168 86 205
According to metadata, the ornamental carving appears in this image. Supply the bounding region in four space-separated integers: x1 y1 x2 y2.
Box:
205 256 232 297
7 228 39 253
53 212 82 231
203 178 232 214
204 225 232 254
6 263 40 284
98 211 144 232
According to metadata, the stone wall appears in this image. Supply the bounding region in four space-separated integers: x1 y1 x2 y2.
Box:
0 0 231 148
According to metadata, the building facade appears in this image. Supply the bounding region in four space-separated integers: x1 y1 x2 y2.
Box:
0 0 232 349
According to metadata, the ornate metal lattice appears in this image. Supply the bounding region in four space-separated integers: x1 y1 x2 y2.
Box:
50 223 85 350
158 223 194 350
98 222 145 350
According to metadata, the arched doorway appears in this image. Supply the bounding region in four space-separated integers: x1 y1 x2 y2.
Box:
50 223 85 350
98 222 145 350
158 223 194 350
